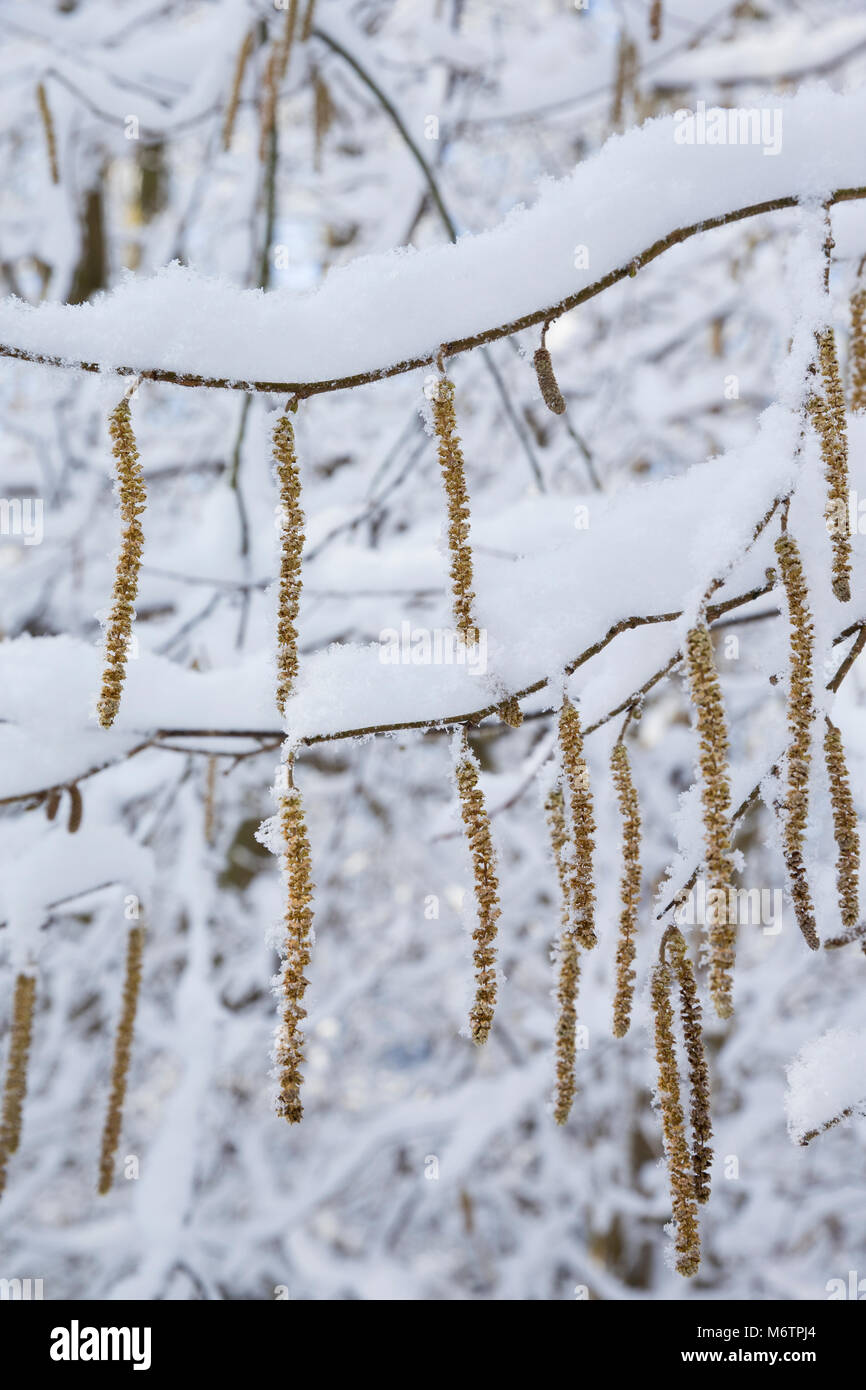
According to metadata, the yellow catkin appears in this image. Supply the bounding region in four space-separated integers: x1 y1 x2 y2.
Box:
850 287 866 412
547 785 580 1124
664 929 713 1206
824 718 860 930
432 376 480 646
649 0 663 41
684 625 735 1018
651 941 701 1277
301 0 318 40
222 29 254 151
808 327 852 602
558 697 597 950
273 411 305 714
98 926 144 1195
312 70 334 172
774 533 820 951
97 397 146 729
611 34 638 129
36 81 59 184
259 0 299 160
533 347 566 415
275 766 315 1123
0 973 37 1199
611 740 641 1038
455 738 501 1044
204 755 218 847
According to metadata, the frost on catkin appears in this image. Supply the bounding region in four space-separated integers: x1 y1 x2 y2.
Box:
432 376 480 647
611 740 641 1038
0 973 36 1199
684 625 735 1017
774 533 820 951
533 347 566 414
275 769 315 1123
273 411 305 714
824 718 860 931
498 696 523 728
455 738 501 1045
651 935 702 1278
808 328 851 602
97 398 146 729
850 287 866 412
547 785 580 1124
98 926 144 1195
558 697 596 950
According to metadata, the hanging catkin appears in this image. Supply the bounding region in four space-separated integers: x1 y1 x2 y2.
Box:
611 34 637 129
649 0 663 41
67 783 83 833
274 761 315 1123
0 973 36 1199
611 739 641 1038
301 0 318 40
547 785 580 1124
684 625 735 1017
850 286 866 412
312 70 334 171
774 532 820 951
455 734 501 1044
222 28 254 151
273 409 305 714
432 375 480 646
259 0 299 161
808 327 852 602
558 696 596 950
664 929 713 1206
36 81 59 184
651 933 702 1277
204 755 218 847
98 926 144 1194
533 347 566 415
96 396 146 729
824 718 860 931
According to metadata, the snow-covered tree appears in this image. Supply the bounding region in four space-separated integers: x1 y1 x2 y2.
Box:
1 0 866 1301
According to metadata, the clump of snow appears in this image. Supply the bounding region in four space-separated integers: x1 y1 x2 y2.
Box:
785 1028 866 1144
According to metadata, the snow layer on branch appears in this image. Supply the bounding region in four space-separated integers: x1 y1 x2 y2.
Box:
655 15 866 88
0 406 822 778
786 1029 866 1144
1 83 865 385
0 823 154 965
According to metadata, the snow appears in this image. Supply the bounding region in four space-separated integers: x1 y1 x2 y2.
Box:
5 0 866 1304
655 15 866 88
0 405 825 779
786 1028 866 1144
1 83 865 387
